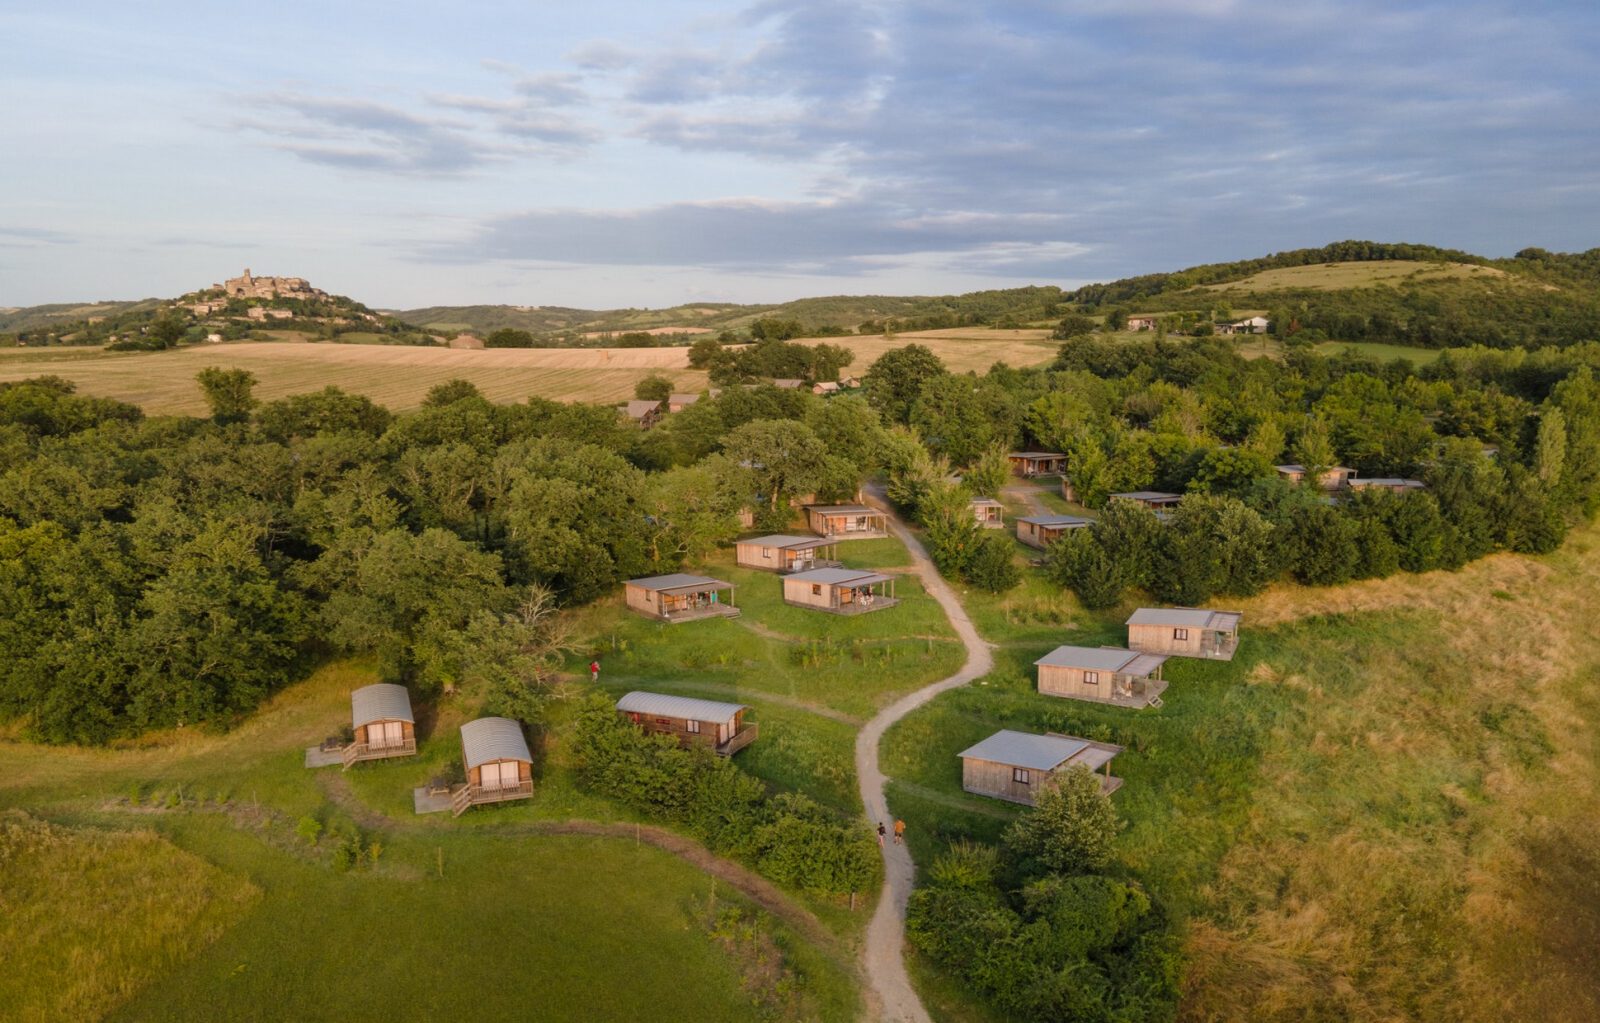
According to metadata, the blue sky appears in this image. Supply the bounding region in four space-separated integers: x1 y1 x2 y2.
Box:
2 0 1596 309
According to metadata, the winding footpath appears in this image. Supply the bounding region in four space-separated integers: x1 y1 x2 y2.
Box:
856 494 994 1022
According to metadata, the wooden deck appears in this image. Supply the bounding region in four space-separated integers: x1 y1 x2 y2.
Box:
640 604 742 624
450 780 535 817
716 723 760 757
342 738 417 769
784 595 900 616
1044 677 1168 710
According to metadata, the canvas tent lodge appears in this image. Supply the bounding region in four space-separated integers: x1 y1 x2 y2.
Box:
970 497 1005 528
617 690 759 757
783 567 898 615
624 574 739 622
805 504 888 539
1016 513 1091 549
452 717 534 816
960 729 1124 805
734 534 840 573
344 683 417 769
1126 607 1241 661
1035 645 1169 708
1110 491 1183 511
1275 464 1355 489
1008 451 1068 477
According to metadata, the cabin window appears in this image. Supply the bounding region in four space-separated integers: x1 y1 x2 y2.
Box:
812 584 822 595
685 719 701 734
1174 628 1189 640
1084 670 1099 685
762 548 772 559
1012 768 1030 785
655 717 671 726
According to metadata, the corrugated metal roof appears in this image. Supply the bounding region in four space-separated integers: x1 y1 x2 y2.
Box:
1019 514 1092 527
351 683 414 728
460 717 532 769
617 690 747 723
627 573 733 593
1009 451 1066 459
1035 645 1146 672
738 534 835 550
1126 607 1242 631
970 497 1004 507
625 400 660 417
808 504 877 514
1124 653 1170 676
1112 490 1182 502
668 393 700 404
958 729 1088 770
785 567 894 587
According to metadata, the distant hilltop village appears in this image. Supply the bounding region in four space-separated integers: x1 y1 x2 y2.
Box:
215 268 328 302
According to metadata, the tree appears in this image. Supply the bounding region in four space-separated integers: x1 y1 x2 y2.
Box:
1187 447 1275 496
634 374 673 402
1003 767 1120 876
805 395 886 476
864 345 946 424
1290 417 1338 479
964 531 1021 592
722 419 831 517
1050 313 1098 340
963 445 1011 498
195 367 257 425
148 312 187 348
920 482 983 577
485 328 535 348
435 584 576 721
1535 406 1567 485
423 378 482 407
911 375 999 466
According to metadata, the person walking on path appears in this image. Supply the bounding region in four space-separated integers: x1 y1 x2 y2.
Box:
893 819 906 844
877 822 886 847
589 659 600 682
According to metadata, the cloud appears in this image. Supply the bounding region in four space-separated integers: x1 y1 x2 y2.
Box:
433 194 1089 278
234 93 500 175
0 226 78 246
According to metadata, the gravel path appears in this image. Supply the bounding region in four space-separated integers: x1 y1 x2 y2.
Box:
856 490 994 1022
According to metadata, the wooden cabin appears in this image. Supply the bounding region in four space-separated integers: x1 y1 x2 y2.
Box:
1344 477 1426 494
782 567 898 615
1035 645 1169 708
667 392 702 413
1127 315 1158 332
344 683 417 769
1016 513 1092 549
805 504 888 539
1110 490 1183 510
624 574 739 622
771 378 804 389
970 497 1005 529
1126 607 1241 661
1275 464 1354 489
959 729 1124 805
453 717 533 816
734 534 839 573
1008 451 1068 477
624 399 663 428
811 381 840 396
616 691 758 756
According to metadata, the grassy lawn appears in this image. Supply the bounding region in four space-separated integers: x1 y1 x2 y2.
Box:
883 526 1600 1022
0 652 862 1022
1312 340 1447 365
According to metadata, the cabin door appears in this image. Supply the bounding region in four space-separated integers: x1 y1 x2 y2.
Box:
375 721 403 749
480 761 510 791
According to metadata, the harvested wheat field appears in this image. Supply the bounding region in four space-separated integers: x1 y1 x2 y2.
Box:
0 331 1062 414
797 328 1058 375
0 342 712 415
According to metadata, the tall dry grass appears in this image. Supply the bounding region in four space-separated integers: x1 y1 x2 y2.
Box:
1180 527 1600 1022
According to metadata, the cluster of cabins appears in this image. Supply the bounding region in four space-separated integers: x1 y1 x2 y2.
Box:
308 683 762 818
960 606 1242 806
1126 314 1270 335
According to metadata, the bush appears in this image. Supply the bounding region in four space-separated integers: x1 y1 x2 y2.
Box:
964 531 1021 592
1002 766 1120 878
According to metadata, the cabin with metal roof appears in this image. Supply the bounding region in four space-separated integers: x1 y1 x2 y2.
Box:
959 729 1124 804
1008 451 1068 477
805 504 888 539
344 683 417 769
617 691 758 756
970 497 1005 529
451 717 534 816
1274 464 1354 490
624 573 739 622
1126 607 1242 660
782 567 898 615
623 399 663 428
666 392 702 413
734 534 840 573
1016 513 1092 549
1110 490 1184 510
1035 645 1169 708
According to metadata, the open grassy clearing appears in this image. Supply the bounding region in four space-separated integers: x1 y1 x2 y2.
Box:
1200 259 1509 293
0 653 862 1021
1312 339 1447 364
796 329 1058 375
569 541 963 812
883 524 1600 1023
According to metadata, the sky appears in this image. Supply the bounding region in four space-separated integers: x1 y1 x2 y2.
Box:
2 0 1597 310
